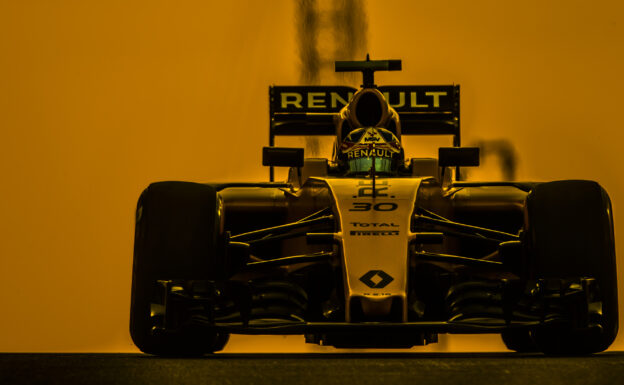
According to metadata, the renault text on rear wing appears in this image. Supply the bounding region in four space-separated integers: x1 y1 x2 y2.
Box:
269 85 460 142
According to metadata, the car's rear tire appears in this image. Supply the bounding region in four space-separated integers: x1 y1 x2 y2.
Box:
501 329 539 353
524 180 618 354
130 181 229 355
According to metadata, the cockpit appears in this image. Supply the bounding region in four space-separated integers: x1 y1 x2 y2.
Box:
333 88 405 175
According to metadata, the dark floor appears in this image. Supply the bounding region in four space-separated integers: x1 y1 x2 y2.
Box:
1 352 623 385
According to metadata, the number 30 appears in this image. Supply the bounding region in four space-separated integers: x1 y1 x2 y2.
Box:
349 202 397 211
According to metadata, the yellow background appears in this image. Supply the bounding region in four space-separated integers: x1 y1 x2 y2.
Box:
0 0 623 352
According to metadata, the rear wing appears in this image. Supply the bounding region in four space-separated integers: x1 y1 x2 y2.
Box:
269 85 461 147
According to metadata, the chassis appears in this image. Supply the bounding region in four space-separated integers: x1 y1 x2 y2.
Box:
130 59 618 355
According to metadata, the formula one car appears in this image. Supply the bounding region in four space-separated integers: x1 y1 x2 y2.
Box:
130 58 618 355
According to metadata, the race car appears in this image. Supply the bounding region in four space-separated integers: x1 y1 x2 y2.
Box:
130 58 618 355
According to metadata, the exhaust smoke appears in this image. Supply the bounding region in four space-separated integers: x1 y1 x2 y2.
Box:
295 0 368 155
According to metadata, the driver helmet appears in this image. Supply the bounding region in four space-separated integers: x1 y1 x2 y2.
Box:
339 126 403 174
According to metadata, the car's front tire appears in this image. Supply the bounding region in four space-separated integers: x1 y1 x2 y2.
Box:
130 181 229 356
523 180 618 354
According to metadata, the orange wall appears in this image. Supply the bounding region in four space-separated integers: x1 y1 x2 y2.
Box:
0 0 622 352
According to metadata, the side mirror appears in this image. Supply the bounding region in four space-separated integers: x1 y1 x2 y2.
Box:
438 147 480 167
262 147 304 168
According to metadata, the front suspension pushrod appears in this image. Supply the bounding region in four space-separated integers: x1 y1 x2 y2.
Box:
415 251 504 268
414 215 519 241
231 215 334 242
246 252 333 268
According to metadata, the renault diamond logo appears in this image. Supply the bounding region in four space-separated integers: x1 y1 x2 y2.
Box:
359 270 394 288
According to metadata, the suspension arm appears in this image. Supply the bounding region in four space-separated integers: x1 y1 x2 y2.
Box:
414 215 519 242
230 215 334 242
